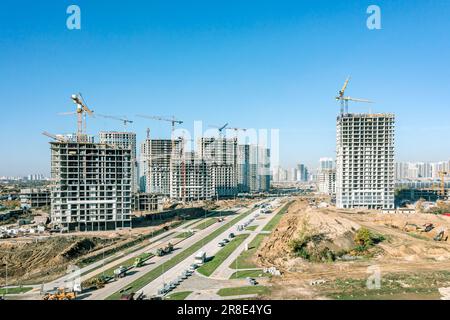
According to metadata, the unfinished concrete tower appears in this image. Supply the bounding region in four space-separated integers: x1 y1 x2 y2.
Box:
140 138 181 196
336 113 395 209
99 131 138 193
170 152 213 201
197 137 238 198
50 139 132 231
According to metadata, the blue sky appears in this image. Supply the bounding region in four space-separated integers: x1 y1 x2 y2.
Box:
1 0 450 176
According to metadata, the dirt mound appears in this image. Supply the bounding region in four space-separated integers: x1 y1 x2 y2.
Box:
257 200 362 269
0 236 113 285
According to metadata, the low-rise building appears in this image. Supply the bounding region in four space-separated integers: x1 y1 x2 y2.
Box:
20 188 51 208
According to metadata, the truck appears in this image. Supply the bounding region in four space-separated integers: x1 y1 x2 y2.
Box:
114 266 127 279
134 257 145 267
156 243 174 256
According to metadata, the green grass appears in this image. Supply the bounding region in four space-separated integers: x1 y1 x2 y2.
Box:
230 234 268 269
80 231 176 277
261 201 293 232
229 269 270 279
321 270 450 300
0 287 33 295
182 219 201 229
194 218 217 230
245 225 257 231
175 231 194 239
106 208 255 300
197 234 249 277
78 223 179 268
217 285 270 297
165 291 193 300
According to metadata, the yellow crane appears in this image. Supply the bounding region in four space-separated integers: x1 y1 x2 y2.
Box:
335 76 374 114
70 93 94 136
59 93 94 139
438 171 448 198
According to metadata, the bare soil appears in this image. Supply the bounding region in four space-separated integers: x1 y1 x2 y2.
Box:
255 197 450 300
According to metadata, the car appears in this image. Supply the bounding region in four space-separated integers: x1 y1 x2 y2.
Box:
229 233 235 238
218 242 225 247
190 263 199 270
246 277 258 285
157 288 166 295
222 239 230 243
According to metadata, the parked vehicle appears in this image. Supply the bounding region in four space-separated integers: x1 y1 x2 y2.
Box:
194 251 207 264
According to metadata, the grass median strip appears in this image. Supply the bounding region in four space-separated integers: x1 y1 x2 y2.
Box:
229 269 270 279
106 208 255 300
261 201 294 232
229 233 268 270
175 231 194 239
0 287 33 295
194 218 217 230
83 252 154 284
197 234 249 277
80 231 175 277
165 291 192 300
217 285 270 297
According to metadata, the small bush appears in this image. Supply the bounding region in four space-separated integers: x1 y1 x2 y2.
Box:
354 228 385 251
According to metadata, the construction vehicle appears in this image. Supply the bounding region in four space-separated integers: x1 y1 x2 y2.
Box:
434 230 446 242
114 266 128 279
134 257 145 268
156 243 174 256
335 76 373 114
81 275 109 290
43 287 76 300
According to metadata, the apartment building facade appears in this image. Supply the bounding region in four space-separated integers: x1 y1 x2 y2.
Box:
336 113 395 210
99 131 138 193
50 140 132 231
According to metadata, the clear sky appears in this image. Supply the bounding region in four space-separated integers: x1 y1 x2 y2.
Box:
1 0 450 176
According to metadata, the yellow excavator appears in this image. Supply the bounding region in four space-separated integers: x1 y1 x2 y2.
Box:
43 287 76 300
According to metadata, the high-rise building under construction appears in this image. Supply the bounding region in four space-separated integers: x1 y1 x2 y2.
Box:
197 137 238 198
49 139 132 231
99 131 138 193
140 138 182 196
336 113 395 210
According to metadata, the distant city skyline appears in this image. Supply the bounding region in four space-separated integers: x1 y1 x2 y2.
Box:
2 1 450 175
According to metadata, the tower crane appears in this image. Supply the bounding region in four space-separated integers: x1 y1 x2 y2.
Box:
136 114 185 200
136 115 183 138
438 171 448 198
209 123 229 137
42 131 67 143
96 114 133 128
226 127 247 140
70 93 94 136
335 77 373 114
